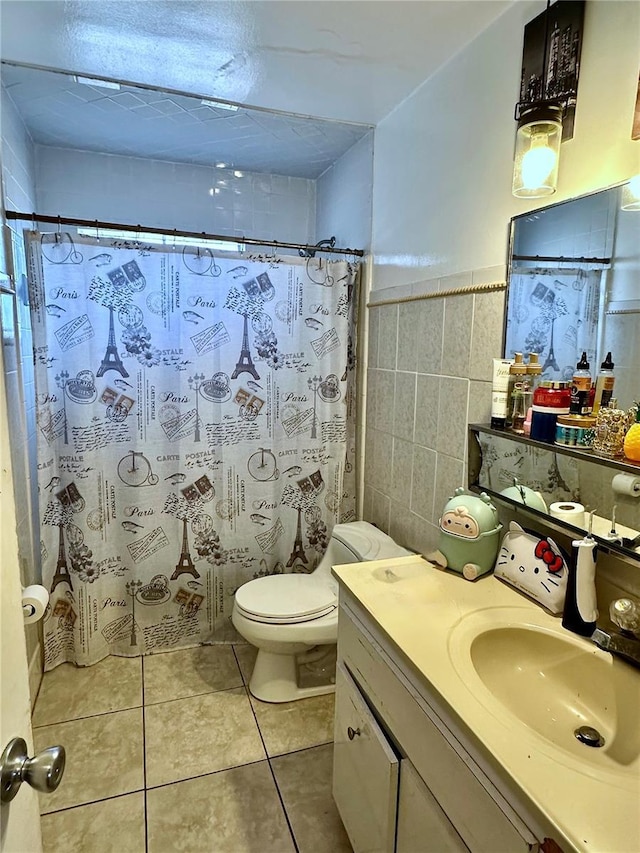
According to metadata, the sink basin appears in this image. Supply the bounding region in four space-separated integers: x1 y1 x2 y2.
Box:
448 607 640 781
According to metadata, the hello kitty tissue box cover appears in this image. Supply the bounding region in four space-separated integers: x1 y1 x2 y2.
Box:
494 521 569 614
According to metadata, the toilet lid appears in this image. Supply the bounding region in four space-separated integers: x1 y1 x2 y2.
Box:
235 575 336 623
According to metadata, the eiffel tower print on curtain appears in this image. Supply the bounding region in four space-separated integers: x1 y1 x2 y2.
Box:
97 305 129 378
231 312 260 380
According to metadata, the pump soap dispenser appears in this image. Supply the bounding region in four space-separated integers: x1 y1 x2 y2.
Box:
562 511 598 637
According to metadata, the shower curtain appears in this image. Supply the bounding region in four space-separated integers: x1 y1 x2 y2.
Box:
27 231 358 669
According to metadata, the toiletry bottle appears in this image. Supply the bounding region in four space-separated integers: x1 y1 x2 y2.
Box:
592 352 615 414
508 353 530 433
562 524 598 638
570 352 592 415
490 358 514 429
530 381 571 443
526 352 542 392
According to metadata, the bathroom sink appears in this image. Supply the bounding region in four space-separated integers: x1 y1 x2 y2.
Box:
448 607 640 781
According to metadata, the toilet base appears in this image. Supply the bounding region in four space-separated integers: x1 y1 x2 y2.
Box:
249 648 336 703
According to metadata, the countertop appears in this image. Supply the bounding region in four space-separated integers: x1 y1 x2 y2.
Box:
332 555 640 853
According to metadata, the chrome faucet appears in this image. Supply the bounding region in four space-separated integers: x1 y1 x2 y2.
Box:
591 597 640 669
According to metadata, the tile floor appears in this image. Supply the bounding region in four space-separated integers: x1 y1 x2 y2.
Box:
33 644 352 853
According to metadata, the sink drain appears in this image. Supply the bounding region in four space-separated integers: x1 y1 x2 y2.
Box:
574 726 605 748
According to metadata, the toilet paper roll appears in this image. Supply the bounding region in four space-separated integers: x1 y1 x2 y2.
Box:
549 501 585 527
22 585 49 624
612 473 640 498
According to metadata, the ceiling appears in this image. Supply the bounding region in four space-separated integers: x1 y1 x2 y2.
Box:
0 1 511 126
1 64 370 179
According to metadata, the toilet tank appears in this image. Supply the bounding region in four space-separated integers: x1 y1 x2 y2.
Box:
314 521 412 579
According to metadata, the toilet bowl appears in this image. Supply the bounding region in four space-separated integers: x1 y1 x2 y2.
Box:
232 521 411 702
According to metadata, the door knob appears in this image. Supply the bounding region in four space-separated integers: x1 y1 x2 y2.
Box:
347 726 361 740
0 737 65 803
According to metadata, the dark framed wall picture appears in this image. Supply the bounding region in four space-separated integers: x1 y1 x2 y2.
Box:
519 0 585 140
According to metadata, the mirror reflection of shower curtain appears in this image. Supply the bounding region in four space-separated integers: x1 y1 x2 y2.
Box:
505 266 602 379
27 232 358 669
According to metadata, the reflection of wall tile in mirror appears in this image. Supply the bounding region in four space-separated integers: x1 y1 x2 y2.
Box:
415 298 444 375
396 303 419 372
414 375 440 449
470 290 506 380
377 304 398 370
436 377 469 460
442 294 473 378
390 437 414 504
411 444 437 522
393 372 416 441
432 454 465 525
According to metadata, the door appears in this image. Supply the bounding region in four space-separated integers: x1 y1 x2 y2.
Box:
396 760 469 853
0 337 43 852
333 662 399 853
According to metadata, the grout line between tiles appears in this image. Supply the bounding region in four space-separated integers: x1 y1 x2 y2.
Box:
32 702 144 730
144 757 269 793
40 787 145 817
141 655 149 853
243 682 300 853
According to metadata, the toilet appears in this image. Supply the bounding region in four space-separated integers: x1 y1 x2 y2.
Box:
232 521 411 702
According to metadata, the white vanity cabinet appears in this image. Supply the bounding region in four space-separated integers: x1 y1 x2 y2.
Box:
333 597 542 853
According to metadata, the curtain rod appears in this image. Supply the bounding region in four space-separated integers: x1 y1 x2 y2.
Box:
4 210 365 258
511 253 611 264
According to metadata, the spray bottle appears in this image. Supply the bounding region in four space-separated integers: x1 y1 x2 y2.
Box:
562 510 598 637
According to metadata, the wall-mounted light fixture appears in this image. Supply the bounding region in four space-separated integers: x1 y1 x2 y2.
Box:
621 175 640 211
512 103 563 197
512 0 585 199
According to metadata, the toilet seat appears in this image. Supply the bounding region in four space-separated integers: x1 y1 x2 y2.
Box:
235 575 337 624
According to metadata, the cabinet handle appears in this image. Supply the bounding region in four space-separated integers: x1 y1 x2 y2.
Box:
347 726 361 740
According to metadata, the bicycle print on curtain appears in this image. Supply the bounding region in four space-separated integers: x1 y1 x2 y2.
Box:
27 232 358 669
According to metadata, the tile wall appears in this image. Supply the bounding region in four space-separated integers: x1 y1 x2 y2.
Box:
34 146 317 245
363 266 506 555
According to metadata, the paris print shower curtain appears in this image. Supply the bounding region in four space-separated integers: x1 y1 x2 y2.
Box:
27 231 358 669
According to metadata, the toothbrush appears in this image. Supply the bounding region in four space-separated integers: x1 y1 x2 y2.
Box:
562 510 599 637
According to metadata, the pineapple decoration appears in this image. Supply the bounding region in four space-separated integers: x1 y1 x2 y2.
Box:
623 403 640 462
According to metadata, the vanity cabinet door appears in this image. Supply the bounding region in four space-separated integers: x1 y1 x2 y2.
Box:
333 662 399 853
396 760 469 853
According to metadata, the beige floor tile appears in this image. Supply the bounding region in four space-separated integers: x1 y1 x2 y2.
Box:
250 692 335 757
147 762 295 853
41 792 145 853
33 656 142 726
272 744 352 853
233 642 258 685
34 708 144 814
143 645 243 704
145 688 265 787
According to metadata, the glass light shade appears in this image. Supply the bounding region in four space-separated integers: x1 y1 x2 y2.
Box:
621 174 640 211
512 105 563 198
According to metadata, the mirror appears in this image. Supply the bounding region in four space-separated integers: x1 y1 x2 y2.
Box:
470 426 640 564
481 182 640 564
505 182 640 411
